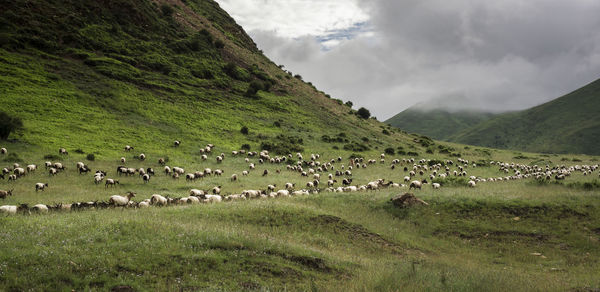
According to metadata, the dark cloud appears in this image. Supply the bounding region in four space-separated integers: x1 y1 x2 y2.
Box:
235 0 600 119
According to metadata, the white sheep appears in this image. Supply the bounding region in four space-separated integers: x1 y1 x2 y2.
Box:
32 204 49 213
27 164 37 173
468 180 476 187
0 148 6 154
432 183 441 189
409 180 422 190
105 179 119 188
142 174 150 183
242 170 249 176
35 183 48 191
231 174 238 181
204 194 222 203
151 194 168 206
120 157 126 163
109 192 136 206
139 153 146 160
212 186 222 195
190 189 205 196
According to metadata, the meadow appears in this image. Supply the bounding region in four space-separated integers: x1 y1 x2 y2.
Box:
1 142 599 291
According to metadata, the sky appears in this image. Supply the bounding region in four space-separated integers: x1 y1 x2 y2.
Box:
215 0 600 120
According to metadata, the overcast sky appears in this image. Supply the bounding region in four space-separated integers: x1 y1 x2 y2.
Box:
215 0 600 119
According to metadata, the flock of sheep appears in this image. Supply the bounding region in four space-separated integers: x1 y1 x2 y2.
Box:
0 142 598 215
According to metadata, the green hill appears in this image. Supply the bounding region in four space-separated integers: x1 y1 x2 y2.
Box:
385 108 495 140
449 79 600 155
0 0 412 158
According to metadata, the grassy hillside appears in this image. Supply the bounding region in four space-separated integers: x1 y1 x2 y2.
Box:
0 0 411 158
385 108 495 140
450 79 600 155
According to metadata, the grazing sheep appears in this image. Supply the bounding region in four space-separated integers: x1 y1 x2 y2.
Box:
174 140 180 147
216 156 223 163
285 183 295 190
204 195 222 203
173 167 185 175
151 194 168 206
105 179 119 188
242 170 249 176
2 167 9 174
231 174 238 181
0 148 6 154
190 189 205 196
0 189 13 199
13 168 25 177
164 166 171 174
158 158 165 165
138 201 150 208
432 183 441 189
187 196 200 204
204 168 212 176
185 173 195 181
172 173 179 179
48 168 58 176
124 145 134 151
0 204 27 215
262 169 269 176
277 190 290 197
120 157 126 163
409 180 422 190
214 169 223 176
8 175 17 181
32 204 49 213
142 174 150 183
35 183 48 192
468 180 476 187
212 186 222 195
94 175 104 184
109 192 136 206
139 153 146 160
59 148 68 155
26 164 37 173
53 162 64 170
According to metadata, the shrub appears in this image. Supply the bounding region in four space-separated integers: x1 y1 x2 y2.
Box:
382 129 390 135
349 153 364 159
245 80 263 98
0 111 23 140
384 147 395 155
74 149 85 154
43 154 62 160
294 74 303 80
357 107 371 119
240 126 249 135
241 144 251 150
160 4 174 17
3 152 22 162
361 137 369 142
345 101 353 107
214 39 225 49
86 153 95 161
426 148 434 154
273 121 281 127
343 142 369 152
407 151 419 156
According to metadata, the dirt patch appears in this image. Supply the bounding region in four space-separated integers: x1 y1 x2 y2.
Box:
390 193 429 208
313 215 403 254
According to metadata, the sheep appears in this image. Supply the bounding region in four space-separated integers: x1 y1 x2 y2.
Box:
49 168 58 176
2 167 9 174
0 189 13 199
35 183 48 192
185 173 195 181
0 204 28 215
231 174 238 181
158 158 166 165
142 174 150 183
13 168 25 177
32 204 49 213
105 179 119 188
124 145 134 151
285 182 295 190
26 164 37 173
120 157 126 163
216 156 223 163
164 166 171 174
59 148 68 155
277 190 290 197
204 195 222 203
190 189 205 196
94 175 104 184
53 162 64 170
151 194 168 206
468 180 476 187
327 179 337 187
225 194 246 201
342 178 352 186
214 169 223 176
212 186 222 195
267 184 276 191
139 153 146 160
173 167 185 175
409 180 422 190
187 196 200 204
174 140 180 147
8 175 17 181
432 183 441 189
109 192 136 206
262 169 269 176
242 170 249 176
0 148 6 154
138 201 150 208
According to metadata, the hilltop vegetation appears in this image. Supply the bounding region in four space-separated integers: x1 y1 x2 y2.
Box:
0 0 412 158
385 108 495 140
449 79 600 155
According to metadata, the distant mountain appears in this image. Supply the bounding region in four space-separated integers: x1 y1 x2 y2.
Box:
385 107 496 140
449 79 600 155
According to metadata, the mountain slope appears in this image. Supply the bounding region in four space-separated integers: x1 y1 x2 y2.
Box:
449 79 600 155
385 108 495 140
0 0 415 158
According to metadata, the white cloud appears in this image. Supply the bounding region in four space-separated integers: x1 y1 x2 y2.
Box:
216 0 600 119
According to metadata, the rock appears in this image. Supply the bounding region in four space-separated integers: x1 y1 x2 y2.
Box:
390 193 429 208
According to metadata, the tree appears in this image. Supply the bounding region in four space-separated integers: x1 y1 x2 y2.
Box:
357 107 371 119
345 101 353 107
0 111 23 140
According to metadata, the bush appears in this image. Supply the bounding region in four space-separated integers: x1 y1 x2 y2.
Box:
3 152 22 162
273 121 281 127
43 154 62 160
86 153 95 161
74 149 85 154
357 107 371 119
382 129 390 135
160 4 174 16
214 39 225 49
343 142 369 152
349 153 364 159
345 101 353 107
241 144 251 150
0 111 23 140
384 147 395 155
240 126 249 135
407 151 419 156
245 80 263 98
294 74 303 80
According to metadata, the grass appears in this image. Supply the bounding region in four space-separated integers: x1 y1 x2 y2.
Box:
0 146 599 291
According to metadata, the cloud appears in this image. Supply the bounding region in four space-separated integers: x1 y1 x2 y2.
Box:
216 0 600 119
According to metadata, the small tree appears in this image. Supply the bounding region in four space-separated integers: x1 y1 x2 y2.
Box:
0 111 23 140
345 101 353 107
357 107 371 119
